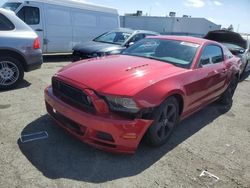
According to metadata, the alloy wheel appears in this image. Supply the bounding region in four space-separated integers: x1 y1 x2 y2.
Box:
155 103 177 141
0 61 20 86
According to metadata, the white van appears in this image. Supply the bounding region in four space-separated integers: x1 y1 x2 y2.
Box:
2 0 119 54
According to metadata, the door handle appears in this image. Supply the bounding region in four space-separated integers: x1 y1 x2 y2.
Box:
35 29 43 32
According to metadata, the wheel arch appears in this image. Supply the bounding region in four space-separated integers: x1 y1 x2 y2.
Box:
170 93 184 116
0 49 28 72
141 91 185 146
159 89 185 116
135 80 186 117
139 89 185 119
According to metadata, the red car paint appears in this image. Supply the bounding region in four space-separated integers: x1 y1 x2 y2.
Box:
45 36 241 154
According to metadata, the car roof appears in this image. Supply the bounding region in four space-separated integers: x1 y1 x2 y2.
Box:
0 8 36 33
148 35 212 45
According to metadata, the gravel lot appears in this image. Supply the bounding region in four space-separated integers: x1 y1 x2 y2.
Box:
0 56 250 188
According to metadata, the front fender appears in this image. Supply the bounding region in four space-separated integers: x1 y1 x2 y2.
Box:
134 79 186 108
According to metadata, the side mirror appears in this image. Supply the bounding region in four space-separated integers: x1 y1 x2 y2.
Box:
200 58 210 67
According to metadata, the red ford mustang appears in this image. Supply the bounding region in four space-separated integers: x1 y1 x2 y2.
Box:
45 36 241 154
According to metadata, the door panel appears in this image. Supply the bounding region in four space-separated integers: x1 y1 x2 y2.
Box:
44 4 73 53
184 44 228 113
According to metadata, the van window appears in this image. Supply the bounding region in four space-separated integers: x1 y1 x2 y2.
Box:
0 13 15 31
17 6 40 25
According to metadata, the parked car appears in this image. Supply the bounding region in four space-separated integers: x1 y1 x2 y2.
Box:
2 0 119 54
204 30 250 76
0 8 42 90
45 36 241 154
72 28 159 61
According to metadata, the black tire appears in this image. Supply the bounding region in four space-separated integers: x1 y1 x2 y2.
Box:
145 97 179 146
219 76 238 105
0 56 24 90
242 60 249 75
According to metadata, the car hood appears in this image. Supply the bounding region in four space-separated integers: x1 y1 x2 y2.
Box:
56 55 186 96
73 40 124 54
204 30 247 49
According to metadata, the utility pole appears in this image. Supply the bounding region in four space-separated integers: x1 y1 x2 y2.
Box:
237 24 240 32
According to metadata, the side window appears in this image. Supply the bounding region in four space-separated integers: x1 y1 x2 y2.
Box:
129 34 145 43
17 6 40 25
0 13 15 31
199 45 223 67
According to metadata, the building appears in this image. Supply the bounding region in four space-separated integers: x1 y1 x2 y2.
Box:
120 15 221 37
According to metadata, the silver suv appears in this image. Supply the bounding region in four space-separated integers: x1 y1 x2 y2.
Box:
205 30 250 77
0 8 43 90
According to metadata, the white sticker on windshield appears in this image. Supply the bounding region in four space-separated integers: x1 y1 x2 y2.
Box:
180 42 200 48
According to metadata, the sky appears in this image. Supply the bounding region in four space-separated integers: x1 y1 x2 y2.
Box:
0 0 249 33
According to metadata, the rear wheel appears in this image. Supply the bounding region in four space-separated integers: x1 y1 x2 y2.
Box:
242 60 249 74
0 57 24 90
145 97 179 146
219 76 238 105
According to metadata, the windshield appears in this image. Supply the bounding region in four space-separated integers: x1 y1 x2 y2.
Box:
2 2 21 11
122 38 200 68
93 31 132 45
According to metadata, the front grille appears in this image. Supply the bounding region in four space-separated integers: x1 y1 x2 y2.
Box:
46 102 86 136
52 78 94 112
54 110 86 136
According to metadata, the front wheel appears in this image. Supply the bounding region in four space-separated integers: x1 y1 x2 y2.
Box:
145 97 180 146
0 57 24 90
219 76 238 105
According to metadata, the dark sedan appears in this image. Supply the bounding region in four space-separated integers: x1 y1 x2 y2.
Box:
72 28 159 61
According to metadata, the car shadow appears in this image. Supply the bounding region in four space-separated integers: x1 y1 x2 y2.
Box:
18 102 231 183
43 55 72 63
0 79 31 92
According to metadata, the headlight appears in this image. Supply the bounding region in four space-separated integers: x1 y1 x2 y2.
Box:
105 96 139 113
